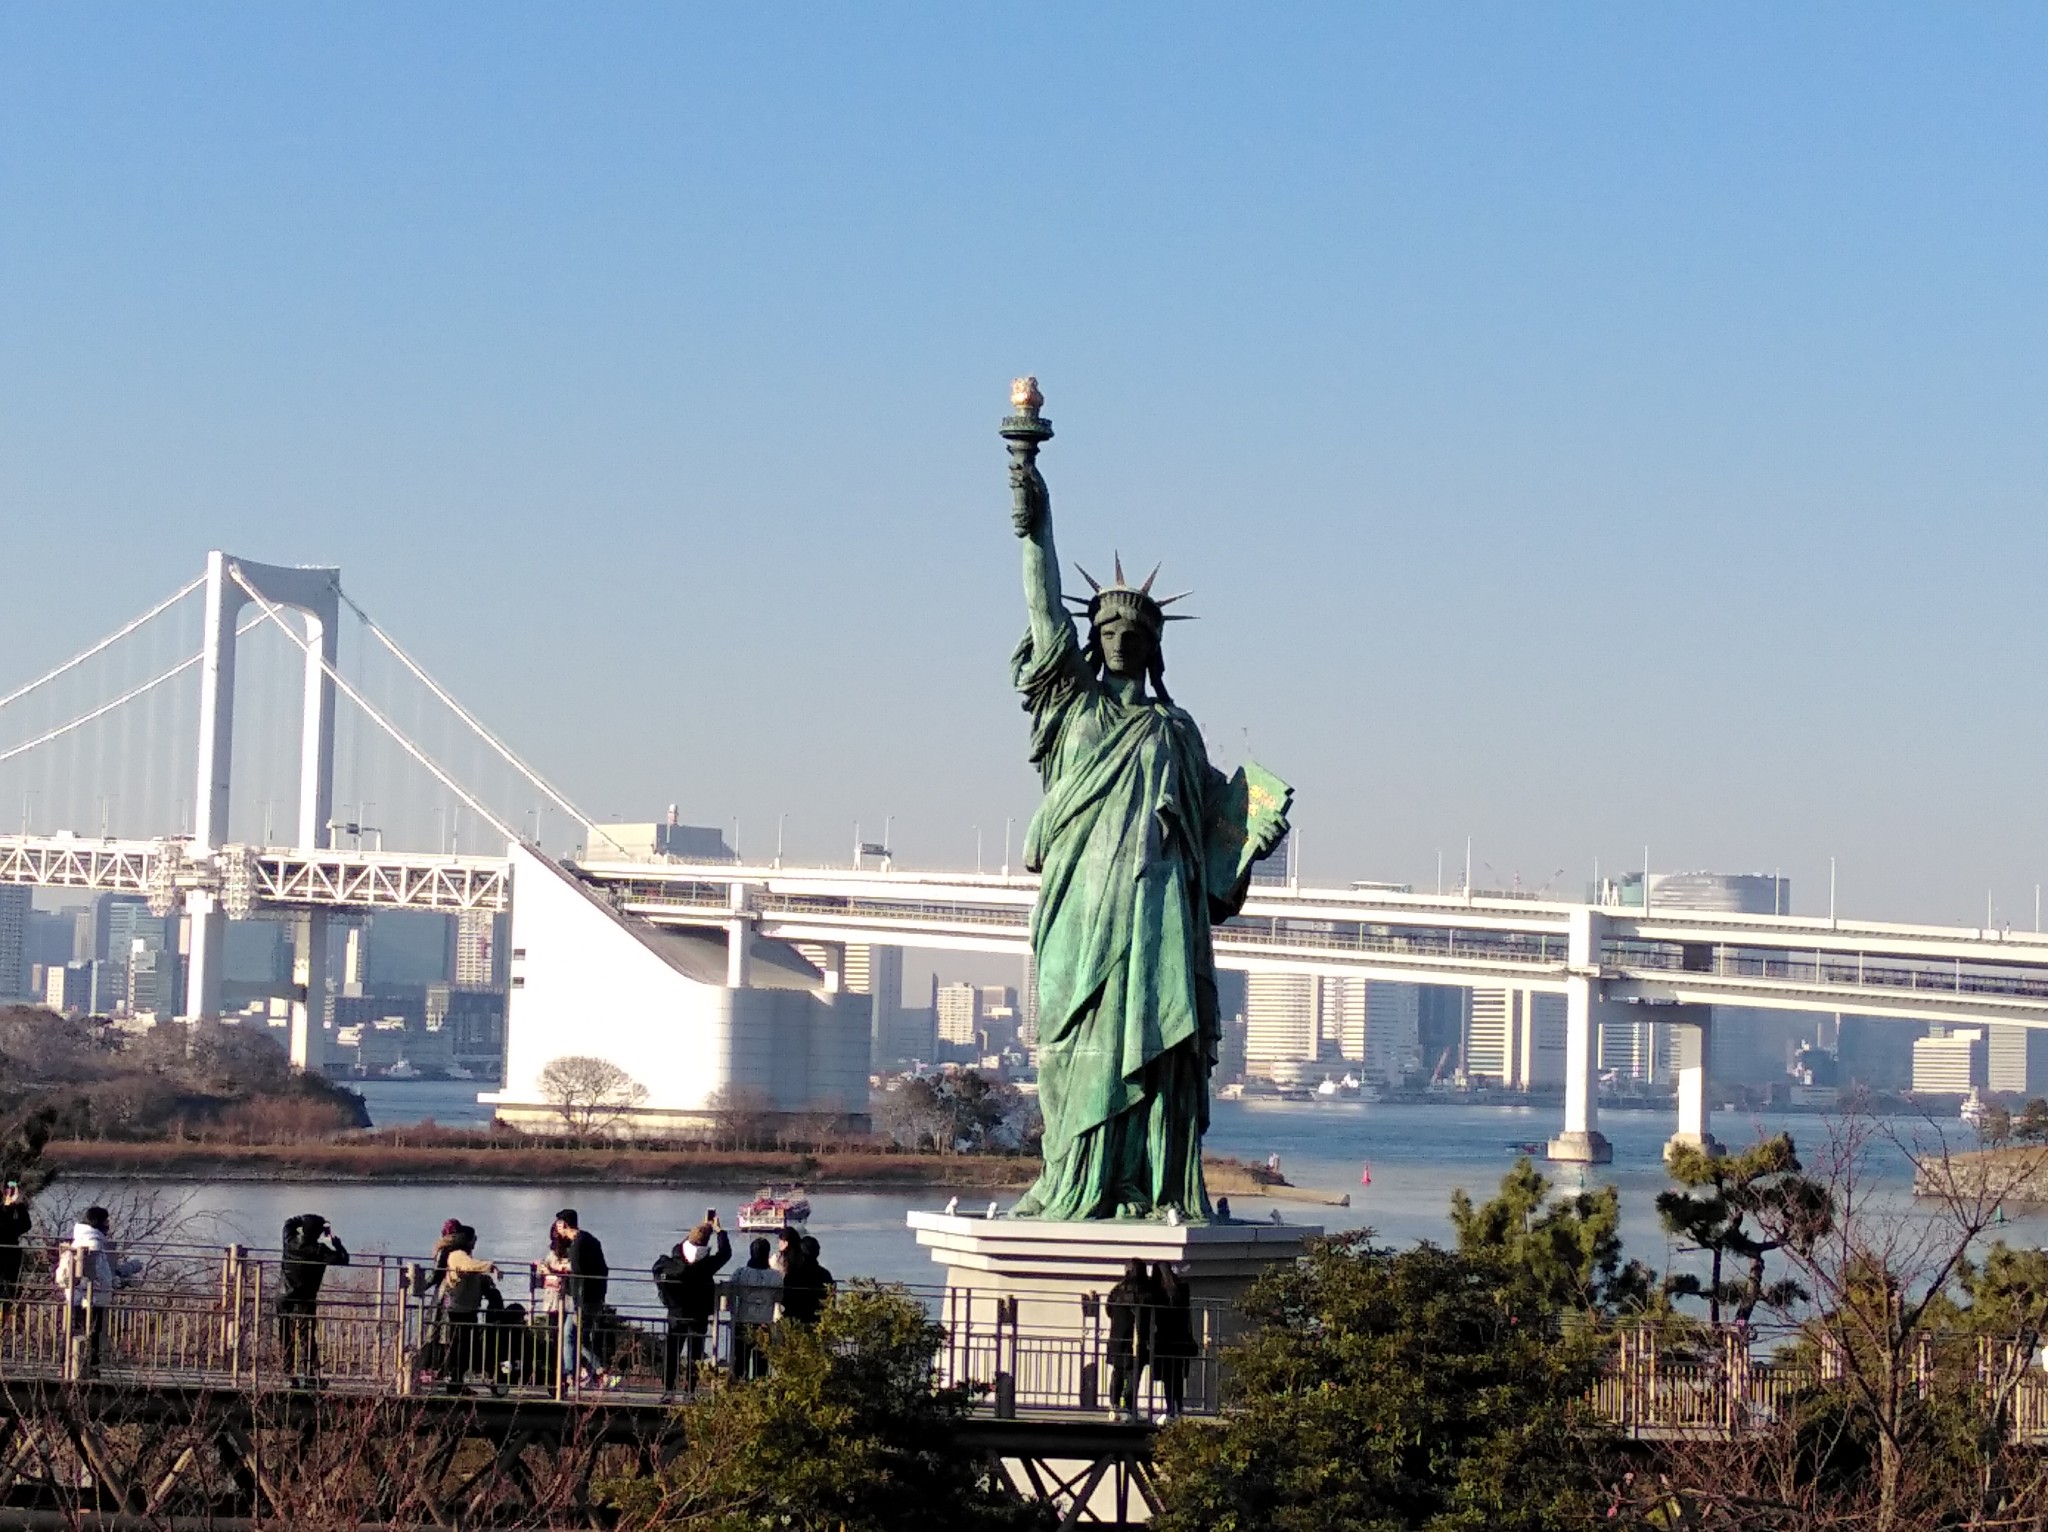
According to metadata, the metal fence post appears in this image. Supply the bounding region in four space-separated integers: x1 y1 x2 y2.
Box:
994 1296 1017 1419
1079 1292 1100 1412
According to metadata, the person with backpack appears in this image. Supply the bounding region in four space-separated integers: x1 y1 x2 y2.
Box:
779 1233 836 1327
56 1206 141 1378
652 1215 732 1400
552 1209 613 1389
279 1213 350 1388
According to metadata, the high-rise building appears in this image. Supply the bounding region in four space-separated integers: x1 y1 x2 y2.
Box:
1600 1016 1667 1085
1837 1015 1920 1091
1244 974 1314 1068
1912 1027 1987 1094
1987 1026 2048 1095
0 886 28 999
127 941 182 1018
935 982 982 1047
1021 956 1041 1050
1361 982 1420 1084
1416 986 1467 1082
27 907 80 969
366 912 456 986
456 911 509 988
102 901 167 1013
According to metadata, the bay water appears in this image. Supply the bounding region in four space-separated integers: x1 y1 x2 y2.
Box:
59 1083 2037 1293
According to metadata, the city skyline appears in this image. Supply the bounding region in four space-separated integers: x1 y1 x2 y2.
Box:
5 8 2047 925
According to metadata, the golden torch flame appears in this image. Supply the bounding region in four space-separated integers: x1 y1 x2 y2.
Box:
1010 376 1043 413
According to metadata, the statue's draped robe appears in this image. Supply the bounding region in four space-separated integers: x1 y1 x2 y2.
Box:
1009 617 1253 1221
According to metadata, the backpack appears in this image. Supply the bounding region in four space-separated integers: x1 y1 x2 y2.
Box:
652 1253 690 1310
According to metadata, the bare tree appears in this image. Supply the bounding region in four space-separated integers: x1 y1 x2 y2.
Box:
535 1055 648 1137
703 1084 775 1150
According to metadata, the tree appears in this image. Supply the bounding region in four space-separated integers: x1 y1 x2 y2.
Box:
602 1284 1034 1531
2014 1098 2048 1145
536 1055 648 1136
1450 1156 1652 1316
1977 1100 2014 1148
704 1084 776 1150
1655 1132 1832 1325
1152 1231 1618 1532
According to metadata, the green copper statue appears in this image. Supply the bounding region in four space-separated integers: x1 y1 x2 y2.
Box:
1003 378 1292 1222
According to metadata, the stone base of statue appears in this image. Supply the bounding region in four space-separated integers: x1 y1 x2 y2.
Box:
908 1210 1317 1418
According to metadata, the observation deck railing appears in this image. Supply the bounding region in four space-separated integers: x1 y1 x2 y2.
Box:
0 1241 1223 1420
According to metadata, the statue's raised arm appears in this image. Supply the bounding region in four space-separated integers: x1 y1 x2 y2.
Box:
1002 377 1066 655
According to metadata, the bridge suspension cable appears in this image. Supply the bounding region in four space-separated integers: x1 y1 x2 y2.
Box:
0 574 204 713
334 585 627 855
229 564 523 845
0 609 264 767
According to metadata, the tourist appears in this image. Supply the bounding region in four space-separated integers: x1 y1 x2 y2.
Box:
440 1224 500 1395
425 1217 464 1293
728 1236 782 1380
1104 1258 1157 1420
1150 1262 1197 1419
799 1234 835 1311
778 1231 830 1327
1214 1196 1231 1222
279 1213 350 1388
56 1206 141 1378
552 1209 613 1389
0 1180 31 1300
536 1229 572 1329
653 1216 732 1399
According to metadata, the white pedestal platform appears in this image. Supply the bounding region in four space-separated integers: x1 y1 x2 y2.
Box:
909 1211 1318 1372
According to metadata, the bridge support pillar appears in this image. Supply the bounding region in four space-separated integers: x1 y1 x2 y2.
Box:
1666 1006 1722 1161
181 890 225 1020
291 909 330 1072
1549 907 1613 1164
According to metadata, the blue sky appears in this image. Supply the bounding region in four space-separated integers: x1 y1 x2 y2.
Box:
2 5 2045 924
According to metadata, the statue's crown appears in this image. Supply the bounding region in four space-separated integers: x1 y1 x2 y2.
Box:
1064 555 1195 633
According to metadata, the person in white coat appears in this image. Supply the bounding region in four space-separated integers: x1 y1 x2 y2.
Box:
56 1206 141 1376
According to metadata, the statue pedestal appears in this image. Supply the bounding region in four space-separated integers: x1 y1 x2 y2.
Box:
908 1210 1317 1417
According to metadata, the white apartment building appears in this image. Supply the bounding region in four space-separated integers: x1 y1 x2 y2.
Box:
1912 1027 1988 1094
1244 972 1419 1083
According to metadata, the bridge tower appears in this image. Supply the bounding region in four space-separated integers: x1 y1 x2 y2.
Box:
187 552 340 1070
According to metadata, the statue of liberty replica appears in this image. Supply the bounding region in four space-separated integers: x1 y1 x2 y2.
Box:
1002 379 1292 1223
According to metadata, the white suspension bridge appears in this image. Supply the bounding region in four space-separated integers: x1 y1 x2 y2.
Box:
5 552 2048 1161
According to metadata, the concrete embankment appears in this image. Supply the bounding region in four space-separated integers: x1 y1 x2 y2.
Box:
1913 1146 2048 1203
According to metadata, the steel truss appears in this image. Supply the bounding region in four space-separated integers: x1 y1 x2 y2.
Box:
0 835 508 916
0 1382 1157 1530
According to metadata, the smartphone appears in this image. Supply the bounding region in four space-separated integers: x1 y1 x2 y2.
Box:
705 1206 718 1223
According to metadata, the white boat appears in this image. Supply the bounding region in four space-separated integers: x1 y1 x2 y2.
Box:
1314 1078 1342 1099
385 1059 419 1080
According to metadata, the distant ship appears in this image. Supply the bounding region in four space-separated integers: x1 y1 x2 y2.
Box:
1313 1074 1382 1103
1961 1087 1990 1130
385 1059 420 1080
738 1185 812 1231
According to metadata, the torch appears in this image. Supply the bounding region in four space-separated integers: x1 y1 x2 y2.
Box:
1001 376 1053 534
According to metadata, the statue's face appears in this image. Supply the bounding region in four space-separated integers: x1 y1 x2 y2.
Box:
1096 615 1157 680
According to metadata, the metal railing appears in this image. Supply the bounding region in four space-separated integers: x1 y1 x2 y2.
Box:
0 1240 1229 1419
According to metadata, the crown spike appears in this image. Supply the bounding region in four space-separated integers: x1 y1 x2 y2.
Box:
1155 591 1195 607
1074 564 1102 593
1139 562 1162 595
1113 552 1126 585
1162 612 1198 622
